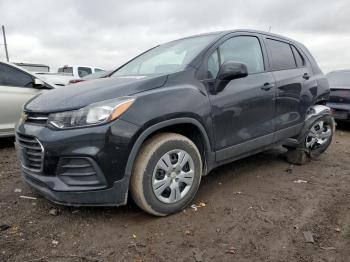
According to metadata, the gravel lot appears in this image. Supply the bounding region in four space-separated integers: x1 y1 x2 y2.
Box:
0 124 349 262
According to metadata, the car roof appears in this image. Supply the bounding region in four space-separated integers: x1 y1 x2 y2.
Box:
178 29 302 45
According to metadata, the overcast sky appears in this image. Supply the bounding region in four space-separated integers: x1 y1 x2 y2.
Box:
0 0 349 73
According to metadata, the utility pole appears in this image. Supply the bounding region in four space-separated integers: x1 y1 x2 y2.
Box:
2 25 9 62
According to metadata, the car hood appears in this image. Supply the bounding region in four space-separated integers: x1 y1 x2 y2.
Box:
25 75 168 113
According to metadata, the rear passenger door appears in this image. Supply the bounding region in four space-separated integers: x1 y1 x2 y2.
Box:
265 38 312 137
0 63 40 136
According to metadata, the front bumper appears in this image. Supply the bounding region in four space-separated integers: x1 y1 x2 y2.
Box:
15 119 140 206
23 171 129 206
327 102 350 121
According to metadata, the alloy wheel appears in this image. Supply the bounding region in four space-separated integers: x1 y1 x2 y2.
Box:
305 120 332 150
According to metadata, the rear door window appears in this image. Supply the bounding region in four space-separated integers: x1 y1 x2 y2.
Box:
267 39 296 71
78 67 92 77
0 63 34 88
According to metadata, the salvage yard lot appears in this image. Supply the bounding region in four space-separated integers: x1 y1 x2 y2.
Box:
0 125 349 262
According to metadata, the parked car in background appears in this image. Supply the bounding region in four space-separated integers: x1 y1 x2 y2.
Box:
68 70 111 84
35 72 75 86
14 62 50 73
0 61 54 137
36 65 105 86
326 70 350 121
16 30 333 216
58 65 104 78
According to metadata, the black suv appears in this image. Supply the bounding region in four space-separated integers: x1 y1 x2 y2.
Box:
16 30 334 216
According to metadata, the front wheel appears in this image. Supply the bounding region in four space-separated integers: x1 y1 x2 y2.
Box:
286 115 334 165
130 133 202 216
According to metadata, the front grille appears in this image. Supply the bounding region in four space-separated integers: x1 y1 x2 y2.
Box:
16 133 44 172
25 112 49 125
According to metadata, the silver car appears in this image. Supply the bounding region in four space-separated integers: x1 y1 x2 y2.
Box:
0 61 53 137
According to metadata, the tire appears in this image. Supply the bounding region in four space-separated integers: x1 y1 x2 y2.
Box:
286 115 334 165
130 133 202 216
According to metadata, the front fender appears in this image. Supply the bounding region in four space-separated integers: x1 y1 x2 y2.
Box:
124 117 214 179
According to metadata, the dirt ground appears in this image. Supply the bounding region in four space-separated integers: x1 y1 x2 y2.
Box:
0 124 349 262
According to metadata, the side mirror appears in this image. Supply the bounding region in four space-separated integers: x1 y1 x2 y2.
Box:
33 78 46 89
215 61 248 92
217 61 248 81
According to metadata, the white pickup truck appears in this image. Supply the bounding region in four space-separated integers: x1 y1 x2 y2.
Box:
35 65 105 86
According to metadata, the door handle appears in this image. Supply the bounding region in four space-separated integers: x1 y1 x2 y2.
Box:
261 82 274 91
303 73 310 80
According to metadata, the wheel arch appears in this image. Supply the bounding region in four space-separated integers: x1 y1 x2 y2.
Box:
125 118 214 180
297 104 335 142
305 105 333 125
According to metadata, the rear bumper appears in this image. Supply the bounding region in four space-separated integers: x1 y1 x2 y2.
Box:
326 102 350 121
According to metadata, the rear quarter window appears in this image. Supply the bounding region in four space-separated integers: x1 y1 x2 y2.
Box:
291 46 305 67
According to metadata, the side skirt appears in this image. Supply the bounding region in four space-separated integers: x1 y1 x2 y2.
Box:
213 123 303 169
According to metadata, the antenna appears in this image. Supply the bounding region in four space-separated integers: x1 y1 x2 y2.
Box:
268 26 272 33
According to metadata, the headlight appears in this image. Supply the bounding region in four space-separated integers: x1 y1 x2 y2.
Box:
48 96 135 129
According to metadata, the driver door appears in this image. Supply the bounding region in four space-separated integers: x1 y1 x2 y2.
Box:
205 34 276 162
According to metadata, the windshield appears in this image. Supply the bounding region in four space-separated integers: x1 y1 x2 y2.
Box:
112 35 217 77
327 71 350 86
